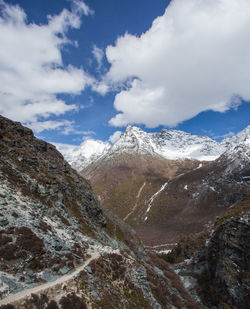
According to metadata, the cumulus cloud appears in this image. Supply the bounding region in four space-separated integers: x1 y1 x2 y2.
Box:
109 130 122 144
0 0 95 131
91 80 109 95
106 0 250 128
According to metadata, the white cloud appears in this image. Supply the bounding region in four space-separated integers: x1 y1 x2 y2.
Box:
92 45 104 69
106 0 250 128
91 79 109 95
109 130 122 144
0 0 94 131
206 130 235 141
72 0 94 16
27 120 73 133
26 119 96 136
61 126 95 136
221 132 235 139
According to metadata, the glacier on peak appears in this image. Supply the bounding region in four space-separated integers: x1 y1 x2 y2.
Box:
54 125 250 171
111 124 225 161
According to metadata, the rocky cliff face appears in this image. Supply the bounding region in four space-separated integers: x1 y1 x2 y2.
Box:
171 197 250 309
0 115 201 309
202 217 249 308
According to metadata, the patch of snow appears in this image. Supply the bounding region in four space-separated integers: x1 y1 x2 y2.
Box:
157 249 171 254
144 182 168 220
146 243 177 248
183 258 193 265
176 173 185 177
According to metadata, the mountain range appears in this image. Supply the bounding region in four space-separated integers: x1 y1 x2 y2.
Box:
55 125 250 247
55 125 250 171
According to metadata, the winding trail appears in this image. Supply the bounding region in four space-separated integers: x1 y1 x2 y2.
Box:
0 245 118 306
123 182 146 221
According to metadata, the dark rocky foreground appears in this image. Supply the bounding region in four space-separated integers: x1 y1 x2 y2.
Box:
201 217 249 308
169 197 250 309
0 115 202 308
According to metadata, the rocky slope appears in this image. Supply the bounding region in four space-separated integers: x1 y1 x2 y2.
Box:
0 115 202 309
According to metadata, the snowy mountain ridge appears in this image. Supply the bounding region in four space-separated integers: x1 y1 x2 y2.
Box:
54 125 250 170
221 125 250 148
219 131 250 165
54 139 111 171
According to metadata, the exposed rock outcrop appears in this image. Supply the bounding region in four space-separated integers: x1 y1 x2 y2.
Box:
198 216 249 308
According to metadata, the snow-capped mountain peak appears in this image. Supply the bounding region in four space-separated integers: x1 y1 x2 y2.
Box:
54 125 250 171
112 125 156 155
221 125 250 149
220 130 250 165
151 129 224 161
78 139 111 159
53 139 111 170
111 125 225 161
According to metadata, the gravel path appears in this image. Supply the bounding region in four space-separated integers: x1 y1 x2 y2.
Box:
0 244 116 306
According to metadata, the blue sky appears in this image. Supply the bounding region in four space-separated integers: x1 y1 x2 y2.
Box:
0 0 249 145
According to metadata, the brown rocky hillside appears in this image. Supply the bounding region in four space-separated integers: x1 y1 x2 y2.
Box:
81 143 249 246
